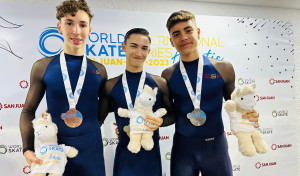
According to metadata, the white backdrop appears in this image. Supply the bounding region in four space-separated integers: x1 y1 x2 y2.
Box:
0 3 297 176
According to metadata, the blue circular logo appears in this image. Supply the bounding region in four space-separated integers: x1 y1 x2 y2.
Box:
69 93 74 99
62 73 67 81
191 90 196 96
197 76 201 83
197 95 201 100
38 27 64 57
129 103 133 109
40 146 48 155
136 116 143 124
123 86 127 93
136 90 140 97
77 89 82 95
80 69 84 77
183 75 187 81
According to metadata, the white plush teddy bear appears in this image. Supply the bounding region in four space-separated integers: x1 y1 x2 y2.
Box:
224 84 268 157
31 115 78 176
118 84 167 153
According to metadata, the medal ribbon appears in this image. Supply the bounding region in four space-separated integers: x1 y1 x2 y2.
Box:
179 57 204 109
122 71 146 110
60 51 87 109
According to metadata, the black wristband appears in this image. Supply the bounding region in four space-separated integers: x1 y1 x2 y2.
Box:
23 147 34 154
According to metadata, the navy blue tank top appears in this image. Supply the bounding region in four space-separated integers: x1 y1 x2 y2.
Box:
169 56 225 138
109 71 161 149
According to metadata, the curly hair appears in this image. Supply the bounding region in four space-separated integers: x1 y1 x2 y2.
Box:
56 0 94 22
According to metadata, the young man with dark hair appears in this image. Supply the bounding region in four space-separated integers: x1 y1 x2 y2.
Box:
20 0 106 175
161 10 259 176
98 28 174 176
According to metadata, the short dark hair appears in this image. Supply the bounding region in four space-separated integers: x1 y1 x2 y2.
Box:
166 10 196 31
56 0 94 23
124 28 151 44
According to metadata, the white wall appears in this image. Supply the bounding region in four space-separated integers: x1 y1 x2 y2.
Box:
1 0 299 175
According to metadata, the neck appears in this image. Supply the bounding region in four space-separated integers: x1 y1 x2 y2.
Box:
64 46 85 56
126 65 143 73
180 49 200 62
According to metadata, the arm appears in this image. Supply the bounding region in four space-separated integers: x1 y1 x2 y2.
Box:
20 58 50 165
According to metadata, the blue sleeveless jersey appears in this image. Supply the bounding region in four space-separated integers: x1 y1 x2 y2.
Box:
109 71 162 176
169 56 225 138
43 54 105 176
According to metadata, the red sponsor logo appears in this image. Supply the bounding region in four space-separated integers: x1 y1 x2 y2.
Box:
0 126 2 130
19 80 29 89
255 161 276 169
256 95 275 101
159 136 169 140
271 144 292 150
23 165 31 174
269 78 290 85
224 131 233 136
0 103 24 111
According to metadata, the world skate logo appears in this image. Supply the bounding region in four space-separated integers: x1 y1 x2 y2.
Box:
102 138 118 147
272 110 288 117
19 80 29 89
165 152 171 160
38 27 63 57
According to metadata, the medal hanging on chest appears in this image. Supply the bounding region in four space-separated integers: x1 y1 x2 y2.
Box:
122 71 146 132
60 52 87 128
180 57 206 126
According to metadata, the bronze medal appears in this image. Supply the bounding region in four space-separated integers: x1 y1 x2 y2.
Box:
61 108 83 128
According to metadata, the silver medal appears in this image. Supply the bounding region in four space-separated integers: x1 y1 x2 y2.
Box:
187 108 206 126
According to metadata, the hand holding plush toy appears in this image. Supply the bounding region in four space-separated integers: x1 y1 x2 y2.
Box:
31 115 78 176
224 84 268 157
118 85 167 153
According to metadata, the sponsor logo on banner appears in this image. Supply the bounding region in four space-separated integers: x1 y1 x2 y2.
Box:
269 78 290 85
271 144 292 150
256 94 275 101
159 136 170 140
259 128 273 135
23 165 31 174
19 80 29 89
232 165 241 172
0 102 24 111
0 125 2 131
38 27 64 57
0 145 7 154
0 145 22 154
272 110 288 117
255 161 277 169
237 78 255 85
102 138 118 147
165 152 171 160
224 131 233 136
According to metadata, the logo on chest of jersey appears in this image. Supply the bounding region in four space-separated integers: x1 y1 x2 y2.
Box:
203 74 222 79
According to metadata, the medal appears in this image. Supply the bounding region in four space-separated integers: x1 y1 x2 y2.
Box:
60 51 87 128
187 108 206 126
180 56 207 126
61 108 83 128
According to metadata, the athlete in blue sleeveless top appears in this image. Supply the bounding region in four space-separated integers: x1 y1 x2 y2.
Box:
98 28 174 176
20 1 106 175
161 11 259 176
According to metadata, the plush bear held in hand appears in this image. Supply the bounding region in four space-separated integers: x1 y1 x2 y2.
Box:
118 84 167 153
31 115 78 176
224 84 268 157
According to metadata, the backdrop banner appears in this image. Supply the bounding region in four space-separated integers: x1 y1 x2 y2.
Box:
0 3 297 176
